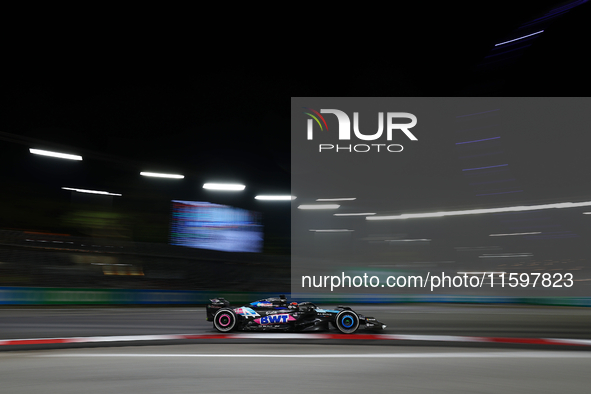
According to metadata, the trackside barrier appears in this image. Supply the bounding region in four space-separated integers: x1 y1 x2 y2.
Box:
1 287 591 307
0 287 283 305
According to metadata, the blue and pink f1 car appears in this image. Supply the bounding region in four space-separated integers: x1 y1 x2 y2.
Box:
206 295 386 334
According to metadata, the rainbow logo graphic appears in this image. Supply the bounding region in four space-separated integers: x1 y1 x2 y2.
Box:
303 107 329 131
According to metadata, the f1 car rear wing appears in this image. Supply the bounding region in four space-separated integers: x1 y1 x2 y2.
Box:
206 297 231 321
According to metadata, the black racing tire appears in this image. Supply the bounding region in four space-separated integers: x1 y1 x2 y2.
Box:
213 308 237 332
335 310 360 334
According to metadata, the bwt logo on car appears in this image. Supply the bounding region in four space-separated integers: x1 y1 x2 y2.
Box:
255 314 295 325
303 107 418 153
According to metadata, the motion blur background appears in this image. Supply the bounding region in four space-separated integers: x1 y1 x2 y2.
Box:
0 0 590 305
291 97 591 304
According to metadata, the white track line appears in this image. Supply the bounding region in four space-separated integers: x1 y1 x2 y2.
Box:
3 333 591 347
35 352 591 358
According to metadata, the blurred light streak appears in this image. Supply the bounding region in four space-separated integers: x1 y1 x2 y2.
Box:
334 212 376 216
475 1 589 71
456 109 500 118
553 0 588 13
298 204 339 210
489 232 541 236
494 30 544 46
509 224 561 230
309 229 353 232
479 254 533 258
476 190 523 196
29 148 82 161
481 253 531 256
316 198 356 201
520 0 587 28
369 201 591 221
525 231 571 235
583 212 591 214
62 187 122 196
255 195 295 200
386 239 431 242
463 164 508 171
140 172 184 179
521 11 569 27
456 137 500 145
203 183 245 191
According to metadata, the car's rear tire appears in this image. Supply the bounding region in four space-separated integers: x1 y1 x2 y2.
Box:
335 310 360 334
213 308 237 332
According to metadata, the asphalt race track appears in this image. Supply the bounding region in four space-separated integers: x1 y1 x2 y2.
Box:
2 305 591 393
1 304 591 340
2 344 591 394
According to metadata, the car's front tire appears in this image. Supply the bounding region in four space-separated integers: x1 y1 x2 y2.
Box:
213 308 237 333
335 310 360 334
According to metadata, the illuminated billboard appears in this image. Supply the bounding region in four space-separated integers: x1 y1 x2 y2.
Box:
170 200 263 253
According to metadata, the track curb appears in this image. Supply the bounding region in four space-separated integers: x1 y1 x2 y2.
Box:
2 333 591 348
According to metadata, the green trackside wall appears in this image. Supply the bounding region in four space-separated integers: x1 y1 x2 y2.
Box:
1 287 590 307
